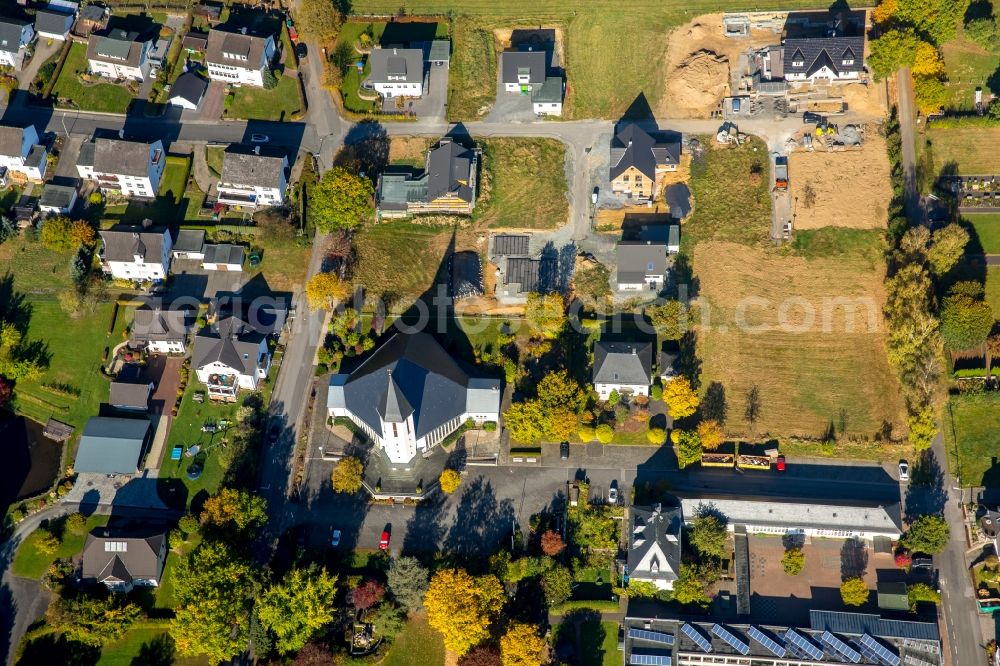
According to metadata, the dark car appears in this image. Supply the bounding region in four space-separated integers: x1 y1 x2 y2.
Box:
267 425 280 443
803 111 825 125
295 42 308 59
559 441 570 460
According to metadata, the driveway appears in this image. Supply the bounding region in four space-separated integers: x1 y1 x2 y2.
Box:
199 81 226 121
485 74 537 123
17 38 64 91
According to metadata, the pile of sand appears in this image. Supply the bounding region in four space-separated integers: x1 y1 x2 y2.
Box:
666 50 730 117
839 82 886 119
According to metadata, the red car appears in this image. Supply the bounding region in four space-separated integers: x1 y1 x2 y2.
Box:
379 530 390 550
776 455 786 472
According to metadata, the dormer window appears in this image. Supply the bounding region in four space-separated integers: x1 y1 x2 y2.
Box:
843 58 854 65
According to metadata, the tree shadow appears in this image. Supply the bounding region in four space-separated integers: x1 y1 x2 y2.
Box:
338 120 390 176
904 449 947 521
701 382 727 424
840 538 869 580
16 633 100 666
129 632 175 666
443 476 516 566
553 609 607 666
965 0 995 23
402 492 447 556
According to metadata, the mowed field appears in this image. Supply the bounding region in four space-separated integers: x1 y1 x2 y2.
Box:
352 0 831 120
694 241 906 439
926 127 1000 174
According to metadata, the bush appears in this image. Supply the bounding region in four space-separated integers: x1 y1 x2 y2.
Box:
178 514 199 535
627 580 658 598
840 577 869 606
64 513 87 535
650 383 663 400
578 425 595 442
595 424 614 444
646 427 665 444
482 421 497 432
34 529 60 556
782 548 805 575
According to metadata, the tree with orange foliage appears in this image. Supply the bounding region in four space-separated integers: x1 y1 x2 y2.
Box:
540 530 566 556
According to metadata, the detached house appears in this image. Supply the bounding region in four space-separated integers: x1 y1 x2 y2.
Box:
616 240 666 291
98 225 172 281
77 137 165 198
610 124 681 201
368 47 425 98
376 137 478 219
87 28 153 81
74 416 151 475
628 504 682 591
592 340 653 400
34 8 75 41
205 27 275 87
216 145 288 210
0 18 34 70
193 315 273 398
781 36 865 83
82 527 168 592
130 306 190 354
499 49 563 116
0 124 48 183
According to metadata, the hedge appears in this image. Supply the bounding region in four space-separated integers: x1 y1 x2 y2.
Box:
549 599 621 615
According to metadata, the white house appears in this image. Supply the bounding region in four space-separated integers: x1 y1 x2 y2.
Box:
0 18 34 69
628 504 682 591
327 331 501 464
77 137 166 198
0 124 48 182
367 47 424 98
86 28 153 81
201 244 244 271
500 49 545 93
98 226 172 282
781 36 865 84
205 28 275 87
192 315 273 398
38 181 78 214
592 340 653 400
216 145 288 210
166 71 207 110
34 8 75 41
531 76 563 116
616 240 667 291
130 307 189 354
82 528 167 593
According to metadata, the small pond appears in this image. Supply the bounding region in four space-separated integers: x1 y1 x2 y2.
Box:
0 410 63 511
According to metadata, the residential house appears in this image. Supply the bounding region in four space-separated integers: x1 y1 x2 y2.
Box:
609 124 681 200
109 365 153 411
73 3 107 37
205 27 275 87
216 145 288 209
170 228 205 260
327 331 501 464
192 315 273 398
0 124 48 182
499 49 563 116
34 8 75 41
98 225 172 281
531 76 564 116
74 416 151 474
147 34 172 72
166 71 208 110
182 30 208 52
592 340 653 400
367 47 425 98
782 36 865 83
130 306 189 353
376 137 478 219
87 28 154 81
77 137 166 198
628 503 682 591
0 18 34 69
38 181 78 214
616 240 666 291
202 243 244 271
81 527 167 592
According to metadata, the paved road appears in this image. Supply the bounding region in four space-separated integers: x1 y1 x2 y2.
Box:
896 68 921 223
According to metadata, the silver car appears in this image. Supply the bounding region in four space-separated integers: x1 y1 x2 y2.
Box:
608 481 619 505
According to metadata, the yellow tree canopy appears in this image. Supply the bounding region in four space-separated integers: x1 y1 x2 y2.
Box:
305 272 350 310
424 569 504 656
501 622 547 666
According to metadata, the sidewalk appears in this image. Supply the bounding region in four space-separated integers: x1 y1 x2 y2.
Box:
144 413 171 471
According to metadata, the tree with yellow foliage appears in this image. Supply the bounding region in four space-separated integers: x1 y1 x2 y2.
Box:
306 272 350 310
662 377 699 419
439 469 461 494
696 419 724 451
872 0 897 23
425 569 505 656
525 292 566 338
500 622 547 666
911 42 945 78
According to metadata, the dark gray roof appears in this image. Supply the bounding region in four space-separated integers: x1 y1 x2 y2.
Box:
493 234 529 256
627 504 682 584
172 228 205 253
593 340 653 385
340 331 476 440
782 36 865 78
82 528 166 584
39 182 78 210
0 125 28 157
75 416 150 474
192 315 266 377
505 257 541 292
809 610 940 642
220 145 286 188
84 138 159 177
206 28 272 67
168 71 207 105
132 307 188 342
182 31 208 50
617 240 666 283
35 9 75 35
531 76 563 104
368 47 423 83
100 226 167 263
610 124 681 181
203 243 244 267
426 139 475 202
87 29 150 67
80 4 106 22
500 50 545 84
25 145 47 170
109 380 151 409
0 18 29 53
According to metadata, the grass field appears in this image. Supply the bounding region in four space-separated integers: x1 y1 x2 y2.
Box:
941 27 999 111
226 74 302 120
353 0 830 120
0 235 76 296
94 620 207 665
352 219 460 302
205 146 224 178
12 514 109 579
159 156 192 205
987 267 1000 315
51 42 135 113
962 213 1000 254
926 127 1000 174
945 393 1000 488
474 138 569 229
383 615 444 666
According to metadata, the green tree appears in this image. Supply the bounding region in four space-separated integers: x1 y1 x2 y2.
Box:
928 224 969 275
0 321 44 381
261 67 278 90
914 74 948 115
782 548 805 575
646 300 688 340
907 582 941 608
297 0 343 42
525 292 566 338
840 577 870 606
626 580 659 598
332 456 364 494
901 514 950 554
688 513 728 560
965 16 998 49
672 564 714 606
537 370 587 414
595 423 614 444
907 407 937 450
541 565 572 606
388 556 429 612
607 389 620 407
34 528 60 555
51 595 142 647
940 292 994 350
257 565 338 654
309 167 374 232
672 429 703 469
370 603 406 638
504 399 547 443
200 488 268 534
64 512 87 535
867 29 921 79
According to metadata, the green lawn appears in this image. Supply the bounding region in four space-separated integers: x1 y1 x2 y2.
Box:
945 392 1000 488
159 156 192 205
0 234 76 295
383 615 444 666
341 59 379 114
474 138 569 229
94 619 206 665
205 147 225 178
447 17 497 121
963 213 1000 255
51 42 136 113
926 127 1000 174
226 74 303 120
12 514 109 579
987 267 1000 317
351 219 457 303
941 28 999 111
555 616 620 666
789 227 886 265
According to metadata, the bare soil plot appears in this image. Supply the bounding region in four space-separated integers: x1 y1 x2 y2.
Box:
693 240 906 440
789 135 891 230
493 27 565 67
388 137 434 165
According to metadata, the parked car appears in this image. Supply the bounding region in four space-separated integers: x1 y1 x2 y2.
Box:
559 441 570 460
898 460 909 482
250 134 270 144
776 455 786 472
330 529 341 547
803 111 825 125
379 528 390 550
295 42 308 59
267 424 280 443
608 481 619 505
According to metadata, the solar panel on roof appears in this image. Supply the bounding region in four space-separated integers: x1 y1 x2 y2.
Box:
821 631 862 663
784 628 824 661
711 624 749 655
860 634 901 666
681 624 712 653
629 654 670 666
628 628 674 646
748 626 786 657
